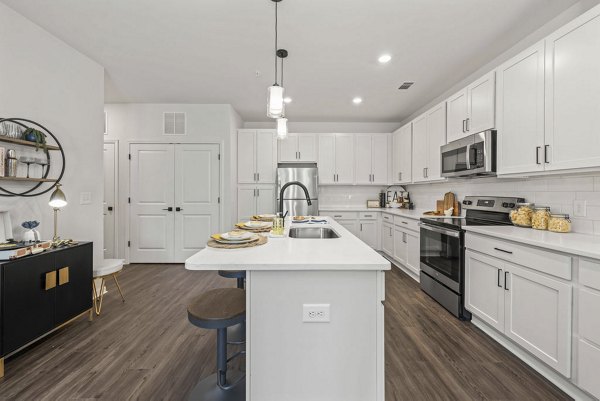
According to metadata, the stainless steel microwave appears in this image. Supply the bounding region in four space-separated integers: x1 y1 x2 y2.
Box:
441 130 496 178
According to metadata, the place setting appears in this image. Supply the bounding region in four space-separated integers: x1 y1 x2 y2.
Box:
207 229 267 249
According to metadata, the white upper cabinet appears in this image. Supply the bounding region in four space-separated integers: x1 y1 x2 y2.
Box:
317 134 354 185
278 133 317 163
496 42 546 175
355 134 389 185
238 129 277 184
412 102 446 183
545 7 600 172
446 72 496 143
392 123 412 184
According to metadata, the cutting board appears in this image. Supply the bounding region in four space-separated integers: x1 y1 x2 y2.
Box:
443 192 456 213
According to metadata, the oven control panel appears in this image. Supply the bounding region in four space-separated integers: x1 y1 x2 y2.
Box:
463 196 525 212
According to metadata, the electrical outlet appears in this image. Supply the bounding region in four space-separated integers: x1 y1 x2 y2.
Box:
574 200 586 217
80 192 92 205
302 304 330 323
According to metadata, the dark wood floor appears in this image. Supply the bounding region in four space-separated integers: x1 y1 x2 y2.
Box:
0 264 571 401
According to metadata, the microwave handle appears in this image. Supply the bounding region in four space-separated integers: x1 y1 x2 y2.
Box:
466 144 471 170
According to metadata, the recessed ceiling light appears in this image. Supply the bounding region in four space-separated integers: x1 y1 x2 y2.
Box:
352 97 363 105
283 97 292 104
378 54 392 64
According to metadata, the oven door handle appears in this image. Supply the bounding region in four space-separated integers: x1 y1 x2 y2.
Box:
418 223 460 238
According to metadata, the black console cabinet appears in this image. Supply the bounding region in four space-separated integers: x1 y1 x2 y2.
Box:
0 242 92 373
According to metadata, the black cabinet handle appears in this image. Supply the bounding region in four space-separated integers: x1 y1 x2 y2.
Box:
107 206 113 211
494 247 513 254
162 207 173 212
497 269 502 288
544 144 550 164
176 207 183 212
504 271 510 291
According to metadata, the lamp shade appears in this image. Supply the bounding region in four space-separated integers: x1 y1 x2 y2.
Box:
267 85 285 118
48 184 67 208
276 118 288 139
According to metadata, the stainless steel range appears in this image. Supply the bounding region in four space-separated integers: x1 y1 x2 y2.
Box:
419 195 524 319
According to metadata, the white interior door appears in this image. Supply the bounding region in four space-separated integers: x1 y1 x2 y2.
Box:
173 144 220 261
103 142 117 259
130 144 175 263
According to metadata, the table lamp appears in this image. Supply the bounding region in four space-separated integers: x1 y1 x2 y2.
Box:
48 183 67 243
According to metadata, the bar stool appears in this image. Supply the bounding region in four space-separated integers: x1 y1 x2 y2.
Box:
218 271 246 344
187 288 246 401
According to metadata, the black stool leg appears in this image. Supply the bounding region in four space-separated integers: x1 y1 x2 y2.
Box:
236 277 244 289
217 328 228 388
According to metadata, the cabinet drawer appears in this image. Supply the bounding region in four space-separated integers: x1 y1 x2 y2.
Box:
466 233 571 280
381 213 393 222
580 288 600 346
359 212 378 220
393 216 419 232
328 211 358 220
577 339 600 399
580 259 600 291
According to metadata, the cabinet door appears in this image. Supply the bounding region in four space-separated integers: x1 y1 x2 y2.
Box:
278 134 298 163
237 187 257 221
317 134 336 184
55 244 93 325
238 130 256 184
446 89 468 143
382 223 394 256
256 186 276 216
426 103 446 181
335 134 355 184
405 231 420 276
393 227 407 265
355 134 373 184
497 42 546 175
398 125 412 184
255 130 277 183
339 219 359 237
464 250 505 332
468 71 496 134
371 134 388 185
504 262 572 377
2 253 56 355
359 220 378 249
392 129 402 184
412 115 428 183
545 9 600 171
297 134 317 162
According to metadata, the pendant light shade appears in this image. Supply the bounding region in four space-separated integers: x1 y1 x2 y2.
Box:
267 85 285 118
276 117 288 139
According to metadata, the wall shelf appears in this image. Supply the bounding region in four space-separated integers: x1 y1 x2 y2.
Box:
0 177 57 183
0 136 60 151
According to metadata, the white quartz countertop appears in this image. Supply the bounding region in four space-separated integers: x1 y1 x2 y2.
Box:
185 217 391 271
319 206 431 220
465 225 600 260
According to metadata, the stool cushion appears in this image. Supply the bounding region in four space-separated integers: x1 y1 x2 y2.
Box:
218 270 246 279
188 288 246 329
94 259 124 277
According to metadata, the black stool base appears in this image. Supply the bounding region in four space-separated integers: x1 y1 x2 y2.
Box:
227 323 246 345
188 370 245 401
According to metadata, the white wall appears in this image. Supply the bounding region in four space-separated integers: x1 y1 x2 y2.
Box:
407 174 600 235
104 103 240 262
0 3 105 263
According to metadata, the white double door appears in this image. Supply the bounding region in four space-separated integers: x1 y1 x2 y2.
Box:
130 143 220 263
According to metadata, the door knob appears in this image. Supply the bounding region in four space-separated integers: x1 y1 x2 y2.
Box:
108 206 113 211
162 207 173 211
176 207 183 212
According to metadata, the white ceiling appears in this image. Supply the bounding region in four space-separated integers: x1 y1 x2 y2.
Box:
1 0 580 122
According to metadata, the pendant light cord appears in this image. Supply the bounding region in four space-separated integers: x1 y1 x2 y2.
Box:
274 2 278 85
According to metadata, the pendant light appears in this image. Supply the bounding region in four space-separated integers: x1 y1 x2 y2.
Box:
275 48 289 138
267 0 285 118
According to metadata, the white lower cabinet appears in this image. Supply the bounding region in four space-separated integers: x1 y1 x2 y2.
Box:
237 186 275 221
382 222 393 256
393 227 407 266
578 259 600 399
405 231 420 276
338 219 359 237
358 220 378 249
466 244 572 378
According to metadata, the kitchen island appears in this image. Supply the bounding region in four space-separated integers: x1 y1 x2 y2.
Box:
186 217 390 401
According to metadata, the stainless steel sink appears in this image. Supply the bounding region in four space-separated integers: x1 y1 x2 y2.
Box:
288 227 340 239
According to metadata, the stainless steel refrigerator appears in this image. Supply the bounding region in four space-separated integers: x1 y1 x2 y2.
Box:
276 163 319 216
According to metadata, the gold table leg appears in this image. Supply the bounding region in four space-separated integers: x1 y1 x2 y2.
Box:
0 357 4 378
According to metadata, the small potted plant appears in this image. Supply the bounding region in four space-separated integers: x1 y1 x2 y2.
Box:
22 128 47 151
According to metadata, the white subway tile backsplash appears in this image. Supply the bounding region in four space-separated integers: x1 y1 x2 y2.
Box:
407 174 600 235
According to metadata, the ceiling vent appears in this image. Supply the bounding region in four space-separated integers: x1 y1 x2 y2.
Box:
163 112 186 135
398 82 414 90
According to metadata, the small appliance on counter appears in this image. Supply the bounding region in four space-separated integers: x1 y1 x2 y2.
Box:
419 195 525 320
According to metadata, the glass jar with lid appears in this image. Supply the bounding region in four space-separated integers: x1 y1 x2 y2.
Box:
532 206 551 230
510 202 535 227
548 214 572 233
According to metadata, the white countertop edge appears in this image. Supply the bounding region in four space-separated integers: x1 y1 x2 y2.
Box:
184 263 392 271
465 226 600 260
